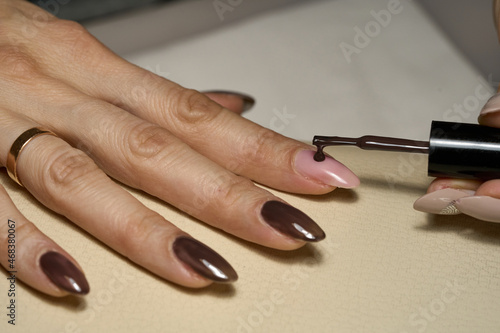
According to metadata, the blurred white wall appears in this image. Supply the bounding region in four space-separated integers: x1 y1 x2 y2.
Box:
417 0 500 87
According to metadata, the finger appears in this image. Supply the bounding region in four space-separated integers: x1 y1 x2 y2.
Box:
0 111 237 287
83 78 358 194
0 185 89 297
425 178 482 193
414 177 500 222
452 179 500 223
413 178 479 215
0 72 326 249
478 93 500 127
21 17 359 194
203 91 255 114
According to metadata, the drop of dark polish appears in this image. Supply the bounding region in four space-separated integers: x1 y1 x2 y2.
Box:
313 146 326 162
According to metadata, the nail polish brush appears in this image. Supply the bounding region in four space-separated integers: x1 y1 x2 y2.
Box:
313 121 500 180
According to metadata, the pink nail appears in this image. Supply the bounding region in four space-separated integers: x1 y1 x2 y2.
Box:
455 196 500 223
480 93 500 116
294 150 360 189
413 188 474 215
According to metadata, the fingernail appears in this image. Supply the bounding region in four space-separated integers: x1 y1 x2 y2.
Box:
294 150 360 189
173 236 238 283
261 200 326 242
203 90 255 112
413 188 474 215
40 251 90 295
480 93 500 116
455 196 500 223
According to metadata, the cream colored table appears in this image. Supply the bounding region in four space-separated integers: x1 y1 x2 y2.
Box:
2 0 499 332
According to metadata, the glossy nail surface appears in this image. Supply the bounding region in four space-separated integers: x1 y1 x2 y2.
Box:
455 196 500 223
173 237 238 283
261 200 325 242
295 150 360 189
40 251 90 295
413 188 473 215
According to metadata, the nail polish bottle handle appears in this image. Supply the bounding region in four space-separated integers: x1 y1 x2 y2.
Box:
428 121 500 180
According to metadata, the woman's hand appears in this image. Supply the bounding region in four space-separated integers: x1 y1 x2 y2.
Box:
0 1 359 296
413 0 500 222
414 96 500 222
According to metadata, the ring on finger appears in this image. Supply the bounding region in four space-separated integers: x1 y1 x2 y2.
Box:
6 127 58 187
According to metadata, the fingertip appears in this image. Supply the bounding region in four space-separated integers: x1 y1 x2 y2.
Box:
260 200 326 245
413 188 471 215
478 93 500 127
172 236 238 285
294 150 360 190
454 196 500 223
202 90 255 114
39 251 90 296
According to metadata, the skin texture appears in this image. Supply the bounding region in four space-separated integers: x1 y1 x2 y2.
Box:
0 1 359 296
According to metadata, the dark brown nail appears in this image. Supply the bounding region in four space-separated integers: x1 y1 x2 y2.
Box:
261 201 326 242
40 251 90 295
203 90 255 112
173 236 238 283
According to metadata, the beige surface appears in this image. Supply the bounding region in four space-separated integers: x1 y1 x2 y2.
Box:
1 146 500 333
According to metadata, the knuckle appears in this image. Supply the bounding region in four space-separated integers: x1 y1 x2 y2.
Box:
202 173 254 210
0 221 38 251
235 128 281 172
218 177 253 208
48 19 106 63
118 211 164 254
0 46 38 79
49 19 89 43
51 19 86 34
169 88 220 127
126 123 176 160
12 221 38 243
44 149 99 193
0 5 55 47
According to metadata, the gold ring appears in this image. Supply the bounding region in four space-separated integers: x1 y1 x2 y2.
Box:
6 127 57 187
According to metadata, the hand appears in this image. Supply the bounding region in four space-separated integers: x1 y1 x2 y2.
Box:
413 1 500 222
0 1 359 297
413 95 500 222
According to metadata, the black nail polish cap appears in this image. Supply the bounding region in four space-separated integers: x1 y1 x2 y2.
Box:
428 121 500 180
